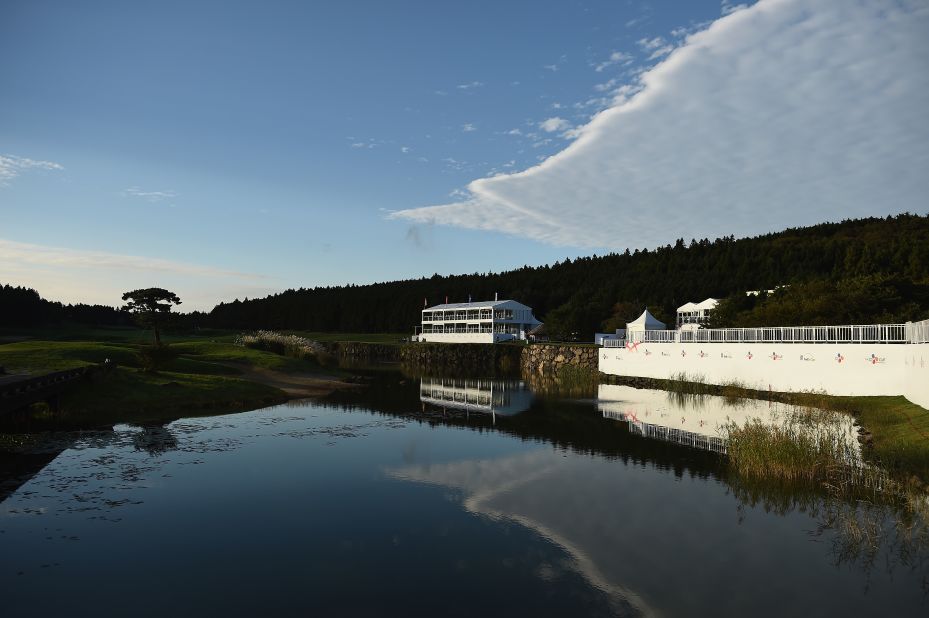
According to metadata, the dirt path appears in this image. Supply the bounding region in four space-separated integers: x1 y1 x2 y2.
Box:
221 363 359 398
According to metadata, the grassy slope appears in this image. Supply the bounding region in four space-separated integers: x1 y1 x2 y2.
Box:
286 331 407 344
788 393 929 482
48 367 285 426
0 332 339 427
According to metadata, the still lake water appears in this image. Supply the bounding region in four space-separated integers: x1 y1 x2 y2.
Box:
1 370 927 616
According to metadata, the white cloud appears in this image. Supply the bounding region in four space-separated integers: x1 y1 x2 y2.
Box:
400 146 411 154
594 51 633 72
0 154 63 186
456 81 484 90
442 157 466 171
543 64 559 72
637 36 675 60
636 36 666 51
461 123 477 132
539 117 571 133
722 1 749 16
123 186 177 203
647 44 675 60
506 128 523 136
0 238 273 310
593 78 619 93
0 238 264 280
349 138 378 149
391 0 929 249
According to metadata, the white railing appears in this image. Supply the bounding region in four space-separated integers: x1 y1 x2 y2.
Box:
636 330 680 343
908 319 929 344
602 322 920 346
678 323 909 344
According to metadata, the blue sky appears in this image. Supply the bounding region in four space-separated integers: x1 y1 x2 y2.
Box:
2 0 926 309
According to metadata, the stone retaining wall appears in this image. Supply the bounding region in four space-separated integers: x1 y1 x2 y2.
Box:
327 342 401 362
520 344 599 375
327 341 600 377
400 343 522 375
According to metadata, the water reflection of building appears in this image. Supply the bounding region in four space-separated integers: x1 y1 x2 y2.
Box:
597 384 859 458
419 377 534 417
598 385 746 454
601 407 728 454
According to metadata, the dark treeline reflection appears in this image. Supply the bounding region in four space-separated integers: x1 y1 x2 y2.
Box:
321 368 724 481
322 368 929 591
0 422 180 503
2 367 927 602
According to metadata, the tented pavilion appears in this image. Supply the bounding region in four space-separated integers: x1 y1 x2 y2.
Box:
626 309 666 342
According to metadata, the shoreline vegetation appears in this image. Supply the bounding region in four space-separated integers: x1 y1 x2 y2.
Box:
0 326 363 429
2 326 928 489
2 329 929 577
601 372 929 488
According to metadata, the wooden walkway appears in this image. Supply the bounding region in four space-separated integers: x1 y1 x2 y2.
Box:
0 365 108 416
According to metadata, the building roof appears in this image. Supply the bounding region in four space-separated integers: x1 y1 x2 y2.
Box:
676 298 719 312
424 300 522 311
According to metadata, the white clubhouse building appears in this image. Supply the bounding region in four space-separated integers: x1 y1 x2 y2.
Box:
416 299 542 343
676 298 719 328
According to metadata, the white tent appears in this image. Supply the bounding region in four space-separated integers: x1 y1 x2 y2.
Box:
626 308 666 333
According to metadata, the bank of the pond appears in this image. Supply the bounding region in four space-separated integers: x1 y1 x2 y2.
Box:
325 340 600 376
0 338 356 428
600 372 929 486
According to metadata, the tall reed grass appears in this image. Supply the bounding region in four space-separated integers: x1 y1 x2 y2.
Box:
724 406 861 484
723 406 929 584
235 330 330 363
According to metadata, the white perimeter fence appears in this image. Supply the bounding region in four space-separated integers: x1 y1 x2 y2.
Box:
602 319 929 347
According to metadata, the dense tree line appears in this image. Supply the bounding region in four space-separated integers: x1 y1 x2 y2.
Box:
5 215 926 338
209 214 929 339
0 284 135 327
0 284 209 331
708 275 929 328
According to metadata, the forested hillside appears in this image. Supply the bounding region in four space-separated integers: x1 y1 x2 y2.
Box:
208 214 929 339
0 285 206 330
0 284 134 328
5 215 926 338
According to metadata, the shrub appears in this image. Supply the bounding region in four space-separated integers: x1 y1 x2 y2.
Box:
235 331 327 362
137 344 178 373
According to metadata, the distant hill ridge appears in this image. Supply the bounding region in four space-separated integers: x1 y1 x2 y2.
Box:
208 213 929 338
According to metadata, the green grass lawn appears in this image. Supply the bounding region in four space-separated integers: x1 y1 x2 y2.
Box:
169 341 319 373
0 340 142 374
1 323 408 346
0 323 240 345
286 331 408 344
0 332 335 428
787 393 929 483
47 367 286 426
